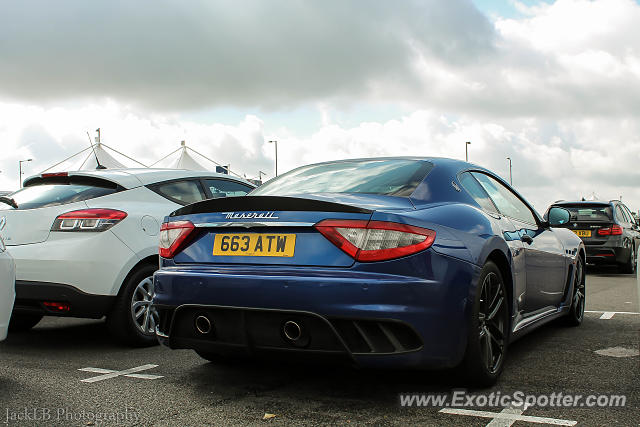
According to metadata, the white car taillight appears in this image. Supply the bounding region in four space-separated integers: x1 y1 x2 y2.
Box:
159 220 196 258
51 209 127 232
314 219 436 262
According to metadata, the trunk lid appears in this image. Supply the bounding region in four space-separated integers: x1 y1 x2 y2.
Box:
0 175 123 246
169 195 413 267
557 203 614 244
0 201 89 245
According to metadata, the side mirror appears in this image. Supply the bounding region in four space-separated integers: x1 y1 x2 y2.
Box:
547 207 571 227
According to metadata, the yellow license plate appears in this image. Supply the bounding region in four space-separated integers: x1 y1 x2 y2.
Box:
213 233 296 257
573 230 591 237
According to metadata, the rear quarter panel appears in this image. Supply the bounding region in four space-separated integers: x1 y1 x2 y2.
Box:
372 202 509 266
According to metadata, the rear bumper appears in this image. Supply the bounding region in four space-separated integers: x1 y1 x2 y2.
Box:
8 230 139 297
153 253 480 369
0 254 16 341
585 245 628 264
13 281 115 318
0 283 14 342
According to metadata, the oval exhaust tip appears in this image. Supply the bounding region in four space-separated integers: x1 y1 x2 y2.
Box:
195 315 212 335
283 320 302 341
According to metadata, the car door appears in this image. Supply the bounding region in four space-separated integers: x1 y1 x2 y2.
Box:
458 172 527 316
616 204 637 260
621 204 640 254
471 172 567 313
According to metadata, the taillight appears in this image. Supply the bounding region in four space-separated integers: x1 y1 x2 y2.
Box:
597 224 623 236
51 209 127 232
159 220 196 258
314 219 436 262
43 301 71 312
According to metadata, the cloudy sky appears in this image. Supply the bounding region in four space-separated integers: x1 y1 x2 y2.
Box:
1 0 639 213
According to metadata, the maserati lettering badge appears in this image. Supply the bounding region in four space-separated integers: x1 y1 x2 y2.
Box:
222 212 279 220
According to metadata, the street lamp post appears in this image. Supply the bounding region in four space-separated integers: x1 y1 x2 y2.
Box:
506 157 512 185
19 158 32 188
268 140 278 177
465 141 471 162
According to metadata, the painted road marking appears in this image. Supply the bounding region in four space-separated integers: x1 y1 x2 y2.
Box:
585 310 640 320
439 408 577 426
485 405 524 426
594 346 640 358
79 364 163 383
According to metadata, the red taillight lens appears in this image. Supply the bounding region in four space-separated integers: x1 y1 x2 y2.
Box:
159 220 196 258
43 301 71 312
51 209 127 232
41 172 69 178
314 219 436 262
597 224 623 236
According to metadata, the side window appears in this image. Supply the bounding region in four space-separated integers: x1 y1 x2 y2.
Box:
459 173 499 214
155 180 206 205
622 204 637 224
615 205 629 224
471 172 537 224
204 179 253 198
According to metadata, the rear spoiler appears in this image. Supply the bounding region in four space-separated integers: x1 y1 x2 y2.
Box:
170 196 372 217
23 173 124 191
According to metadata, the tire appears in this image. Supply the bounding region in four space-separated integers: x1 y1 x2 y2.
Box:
9 313 43 332
565 256 585 326
461 261 509 387
106 263 159 347
620 245 636 274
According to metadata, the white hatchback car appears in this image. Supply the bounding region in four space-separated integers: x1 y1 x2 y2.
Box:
0 234 16 342
0 169 254 345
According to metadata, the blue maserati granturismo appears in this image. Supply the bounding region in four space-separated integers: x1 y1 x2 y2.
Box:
152 157 585 385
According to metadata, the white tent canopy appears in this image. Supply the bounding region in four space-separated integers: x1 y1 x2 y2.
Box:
171 148 208 171
76 143 126 170
40 134 248 180
152 141 233 176
41 142 147 174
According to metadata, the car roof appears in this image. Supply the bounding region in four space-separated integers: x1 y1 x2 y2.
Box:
553 200 613 206
24 168 254 189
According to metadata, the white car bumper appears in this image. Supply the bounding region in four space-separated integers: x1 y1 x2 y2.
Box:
9 230 139 318
0 251 16 341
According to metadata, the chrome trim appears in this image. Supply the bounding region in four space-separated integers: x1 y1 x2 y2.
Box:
194 221 315 228
283 320 302 341
195 315 212 335
512 307 557 332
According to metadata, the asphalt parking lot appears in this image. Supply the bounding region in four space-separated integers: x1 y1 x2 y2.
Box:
1 267 638 426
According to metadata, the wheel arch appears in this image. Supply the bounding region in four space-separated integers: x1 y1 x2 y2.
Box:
485 249 514 322
114 255 159 298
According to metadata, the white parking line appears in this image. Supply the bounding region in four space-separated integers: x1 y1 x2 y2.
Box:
79 364 163 383
485 405 523 426
439 408 577 426
585 310 640 320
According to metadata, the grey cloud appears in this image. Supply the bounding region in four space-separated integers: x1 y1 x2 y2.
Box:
0 0 494 110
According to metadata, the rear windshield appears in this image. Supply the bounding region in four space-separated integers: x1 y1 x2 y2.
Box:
250 159 433 197
4 183 118 210
558 205 613 222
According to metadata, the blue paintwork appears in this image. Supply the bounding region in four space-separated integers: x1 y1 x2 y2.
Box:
154 157 585 369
